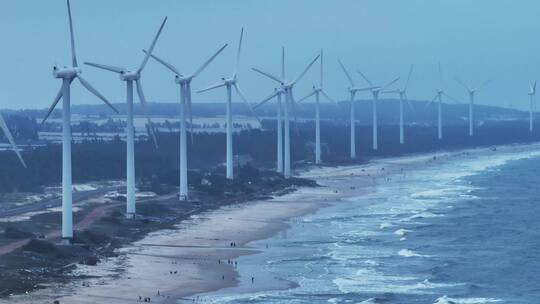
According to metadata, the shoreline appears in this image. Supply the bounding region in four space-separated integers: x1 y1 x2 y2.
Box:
4 143 540 303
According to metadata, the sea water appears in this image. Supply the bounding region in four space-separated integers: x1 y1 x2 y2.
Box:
195 147 540 304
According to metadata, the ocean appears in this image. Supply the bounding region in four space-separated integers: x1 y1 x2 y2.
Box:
196 147 540 304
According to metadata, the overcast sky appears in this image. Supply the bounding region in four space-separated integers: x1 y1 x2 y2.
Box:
0 0 539 110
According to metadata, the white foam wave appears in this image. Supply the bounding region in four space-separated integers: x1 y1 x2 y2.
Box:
434 295 501 304
398 249 428 257
394 228 410 236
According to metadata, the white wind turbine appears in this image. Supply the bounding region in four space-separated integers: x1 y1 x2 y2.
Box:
42 0 119 243
144 44 228 200
252 50 320 178
0 113 26 167
455 77 491 137
356 70 400 150
84 17 167 218
337 60 376 159
296 49 335 164
197 28 258 180
382 64 415 144
425 63 460 140
528 81 537 132
253 48 286 174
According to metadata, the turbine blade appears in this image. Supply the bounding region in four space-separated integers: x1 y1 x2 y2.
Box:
251 68 282 84
338 60 355 87
138 17 168 74
0 113 26 168
321 89 337 104
382 89 400 94
281 47 285 81
234 83 260 123
382 77 401 90
143 50 180 75
319 49 324 88
66 0 78 67
42 85 64 124
292 54 320 85
255 90 279 109
438 62 443 87
404 64 414 91
232 28 243 79
454 77 470 91
477 79 492 91
355 86 376 92
84 61 125 74
196 81 226 93
136 79 158 149
296 90 316 104
186 84 194 144
423 94 439 109
534 80 538 93
356 69 374 87
443 92 462 104
192 43 228 78
77 75 119 113
289 91 300 134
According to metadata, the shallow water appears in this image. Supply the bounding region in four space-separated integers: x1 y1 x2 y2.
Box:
195 148 540 304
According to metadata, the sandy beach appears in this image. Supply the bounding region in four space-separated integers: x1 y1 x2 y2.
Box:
3 143 540 304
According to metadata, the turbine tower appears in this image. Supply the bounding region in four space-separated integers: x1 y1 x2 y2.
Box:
145 44 228 200
297 49 335 164
43 0 119 244
356 70 400 150
197 28 258 180
337 60 375 159
253 48 286 174
528 81 537 133
455 77 491 136
0 113 26 167
85 17 167 218
252 50 320 177
382 64 415 144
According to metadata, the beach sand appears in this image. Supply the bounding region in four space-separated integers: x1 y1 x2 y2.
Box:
3 144 537 304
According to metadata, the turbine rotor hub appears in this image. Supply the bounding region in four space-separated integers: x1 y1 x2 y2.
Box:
53 66 81 79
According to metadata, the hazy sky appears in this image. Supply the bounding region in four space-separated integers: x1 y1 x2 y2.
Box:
0 0 539 110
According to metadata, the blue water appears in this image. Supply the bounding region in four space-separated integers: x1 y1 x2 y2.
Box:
197 148 540 304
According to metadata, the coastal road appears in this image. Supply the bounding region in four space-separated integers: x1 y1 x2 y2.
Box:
0 185 123 219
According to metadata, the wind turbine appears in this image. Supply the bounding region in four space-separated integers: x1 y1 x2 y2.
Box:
144 44 228 200
528 81 537 132
253 48 286 174
42 0 119 243
455 77 491 136
382 64 415 144
297 49 335 164
337 60 375 159
84 17 167 218
252 50 320 177
425 63 459 140
356 70 400 150
0 113 26 167
197 28 258 180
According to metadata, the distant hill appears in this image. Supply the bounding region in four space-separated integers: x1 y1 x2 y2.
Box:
2 99 531 126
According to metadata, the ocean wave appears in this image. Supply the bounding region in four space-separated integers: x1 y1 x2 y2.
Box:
398 249 429 257
394 228 410 236
434 295 501 304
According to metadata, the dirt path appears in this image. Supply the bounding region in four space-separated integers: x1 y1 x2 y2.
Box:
0 203 121 256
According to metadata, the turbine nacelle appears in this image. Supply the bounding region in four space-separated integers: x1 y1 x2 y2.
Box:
175 74 191 84
53 66 81 79
119 71 140 82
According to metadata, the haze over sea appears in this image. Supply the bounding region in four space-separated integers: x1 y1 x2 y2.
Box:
196 147 540 304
